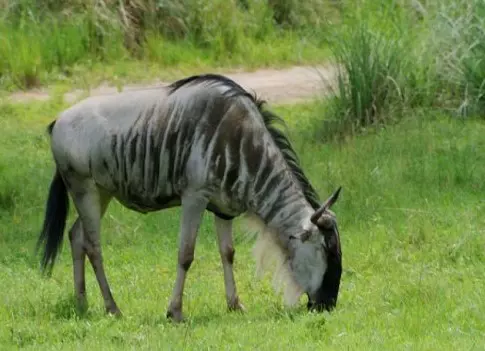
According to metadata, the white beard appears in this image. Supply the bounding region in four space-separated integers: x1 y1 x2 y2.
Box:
243 214 305 307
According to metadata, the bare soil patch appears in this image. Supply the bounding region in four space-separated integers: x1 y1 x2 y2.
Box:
6 64 338 106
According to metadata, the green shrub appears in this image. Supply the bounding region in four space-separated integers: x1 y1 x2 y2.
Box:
431 0 485 118
268 0 340 29
316 0 476 140
319 20 416 140
0 0 340 89
0 1 127 88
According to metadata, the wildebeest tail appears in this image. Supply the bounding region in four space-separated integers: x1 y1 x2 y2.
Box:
36 168 69 275
46 120 56 135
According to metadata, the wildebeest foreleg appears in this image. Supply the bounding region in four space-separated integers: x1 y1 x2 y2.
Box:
214 216 245 312
166 193 208 323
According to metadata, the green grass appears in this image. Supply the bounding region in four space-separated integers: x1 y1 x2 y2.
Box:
0 0 336 91
1 98 484 349
321 0 437 137
322 0 485 138
0 25 331 92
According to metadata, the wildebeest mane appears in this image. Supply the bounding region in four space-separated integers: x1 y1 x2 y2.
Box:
168 73 321 210
258 108 321 209
167 73 258 104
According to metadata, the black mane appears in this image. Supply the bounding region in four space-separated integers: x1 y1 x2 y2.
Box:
167 73 321 209
258 107 321 209
168 73 258 103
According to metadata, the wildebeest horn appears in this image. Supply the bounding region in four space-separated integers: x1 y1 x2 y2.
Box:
310 186 342 225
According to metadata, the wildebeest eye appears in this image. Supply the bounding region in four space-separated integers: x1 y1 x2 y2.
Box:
289 231 311 242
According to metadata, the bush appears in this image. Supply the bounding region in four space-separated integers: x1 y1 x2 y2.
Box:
268 0 341 29
0 1 127 88
0 0 340 89
316 0 485 141
431 0 485 118
319 12 423 140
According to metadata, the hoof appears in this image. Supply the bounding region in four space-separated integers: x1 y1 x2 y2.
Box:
75 297 88 315
228 298 246 313
106 306 122 318
166 308 185 323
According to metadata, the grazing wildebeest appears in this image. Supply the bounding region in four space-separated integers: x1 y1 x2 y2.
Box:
36 74 343 321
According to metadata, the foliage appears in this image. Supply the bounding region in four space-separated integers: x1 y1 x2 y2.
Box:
320 0 485 140
431 0 485 117
0 0 338 89
322 22 410 138
1 100 484 349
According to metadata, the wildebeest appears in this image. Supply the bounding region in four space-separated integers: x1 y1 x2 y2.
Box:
36 74 342 321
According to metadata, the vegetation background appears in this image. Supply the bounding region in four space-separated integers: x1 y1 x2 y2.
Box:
1 0 484 349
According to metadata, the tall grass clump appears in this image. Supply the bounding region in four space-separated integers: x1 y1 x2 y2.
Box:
0 1 127 89
317 0 436 140
318 0 485 135
0 0 339 90
430 0 485 118
267 0 342 30
320 26 408 139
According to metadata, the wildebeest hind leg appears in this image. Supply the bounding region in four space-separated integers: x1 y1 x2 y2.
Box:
214 216 245 312
68 218 87 313
68 177 120 316
167 193 209 323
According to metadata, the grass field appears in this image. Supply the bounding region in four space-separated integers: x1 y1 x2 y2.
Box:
0 0 337 91
2 1 485 349
1 97 484 350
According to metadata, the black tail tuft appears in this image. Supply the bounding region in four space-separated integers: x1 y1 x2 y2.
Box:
36 169 69 275
46 120 56 135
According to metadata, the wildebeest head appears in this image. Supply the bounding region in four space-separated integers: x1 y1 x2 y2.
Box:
287 187 343 312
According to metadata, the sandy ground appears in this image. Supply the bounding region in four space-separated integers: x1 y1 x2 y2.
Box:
6 64 338 106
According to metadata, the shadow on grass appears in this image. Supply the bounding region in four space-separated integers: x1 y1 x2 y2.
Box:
46 292 326 328
50 294 99 321
183 303 318 327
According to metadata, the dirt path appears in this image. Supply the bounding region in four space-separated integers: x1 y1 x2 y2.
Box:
6 64 338 106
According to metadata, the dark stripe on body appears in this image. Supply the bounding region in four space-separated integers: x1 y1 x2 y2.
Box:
138 122 148 191
150 132 162 193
